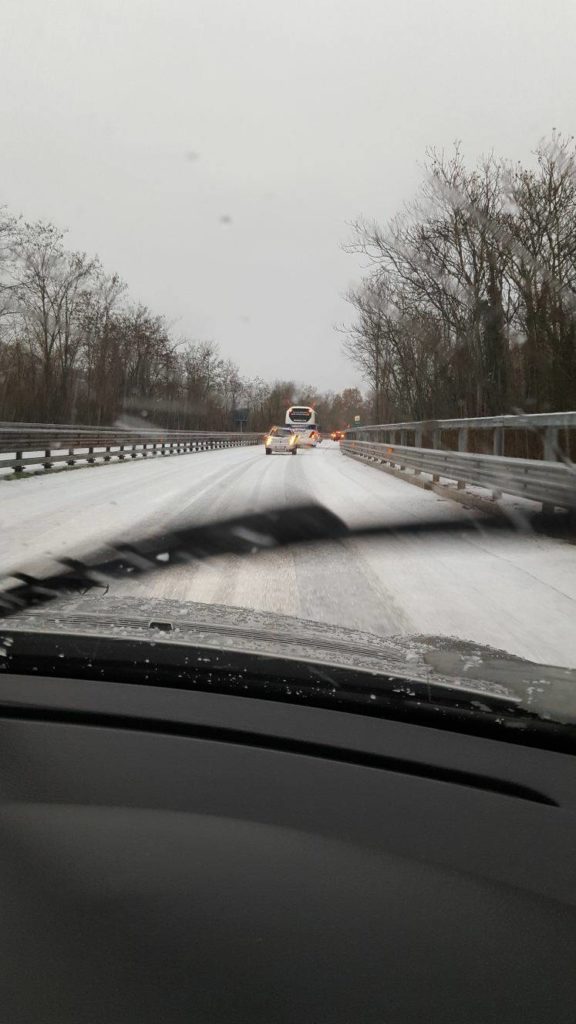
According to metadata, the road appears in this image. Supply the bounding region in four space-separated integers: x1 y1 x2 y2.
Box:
1 442 576 667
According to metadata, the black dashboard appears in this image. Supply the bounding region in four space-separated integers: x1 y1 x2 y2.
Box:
0 670 575 1023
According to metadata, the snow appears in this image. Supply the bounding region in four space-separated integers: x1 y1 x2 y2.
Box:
1 441 575 668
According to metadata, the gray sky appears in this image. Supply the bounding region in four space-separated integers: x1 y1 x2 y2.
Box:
2 0 575 391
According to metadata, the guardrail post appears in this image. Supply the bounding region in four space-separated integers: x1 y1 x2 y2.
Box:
413 428 423 474
399 430 407 469
43 449 51 471
119 445 125 461
131 444 137 459
432 429 441 482
14 451 23 474
67 448 75 467
542 430 559 513
104 445 111 462
492 429 503 499
142 443 148 458
456 428 468 488
87 446 95 465
544 427 559 462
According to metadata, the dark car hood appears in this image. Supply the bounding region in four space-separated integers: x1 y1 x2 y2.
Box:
2 595 576 723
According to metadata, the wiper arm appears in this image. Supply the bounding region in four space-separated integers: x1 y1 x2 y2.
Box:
0 501 553 619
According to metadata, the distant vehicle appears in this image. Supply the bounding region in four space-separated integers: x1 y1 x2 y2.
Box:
331 430 345 441
264 426 298 455
285 407 320 447
285 405 316 429
297 429 320 448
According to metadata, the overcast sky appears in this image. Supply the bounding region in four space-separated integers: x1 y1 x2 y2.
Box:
1 0 575 391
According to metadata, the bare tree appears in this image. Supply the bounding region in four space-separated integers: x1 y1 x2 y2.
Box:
503 135 576 409
10 220 100 419
343 136 576 420
0 198 375 431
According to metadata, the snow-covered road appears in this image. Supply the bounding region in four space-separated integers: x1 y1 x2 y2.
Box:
1 442 575 667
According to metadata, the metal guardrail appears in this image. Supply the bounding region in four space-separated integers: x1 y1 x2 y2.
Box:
341 439 576 511
0 424 262 474
345 411 576 461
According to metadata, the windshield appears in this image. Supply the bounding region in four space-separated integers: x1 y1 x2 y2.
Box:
1 0 576 727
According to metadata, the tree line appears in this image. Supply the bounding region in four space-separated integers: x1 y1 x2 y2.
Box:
342 134 576 422
0 208 367 432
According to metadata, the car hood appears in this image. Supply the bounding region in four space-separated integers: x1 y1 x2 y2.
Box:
2 595 576 724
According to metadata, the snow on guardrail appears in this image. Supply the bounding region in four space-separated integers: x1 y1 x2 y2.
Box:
341 439 576 512
0 424 262 476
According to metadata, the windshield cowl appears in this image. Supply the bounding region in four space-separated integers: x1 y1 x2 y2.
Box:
2 595 575 727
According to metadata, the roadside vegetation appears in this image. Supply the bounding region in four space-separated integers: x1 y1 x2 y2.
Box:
342 133 576 422
0 211 368 433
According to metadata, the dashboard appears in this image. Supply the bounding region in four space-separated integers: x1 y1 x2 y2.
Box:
0 670 575 1023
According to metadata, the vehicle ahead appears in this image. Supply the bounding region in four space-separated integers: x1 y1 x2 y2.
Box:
285 405 316 430
1 504 576 1024
264 425 298 455
282 405 319 446
331 430 345 441
285 405 321 446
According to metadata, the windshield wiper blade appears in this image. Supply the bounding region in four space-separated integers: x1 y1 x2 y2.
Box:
0 501 553 620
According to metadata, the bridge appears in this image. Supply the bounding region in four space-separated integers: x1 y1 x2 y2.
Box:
1 413 575 669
